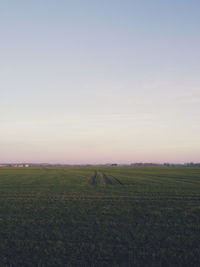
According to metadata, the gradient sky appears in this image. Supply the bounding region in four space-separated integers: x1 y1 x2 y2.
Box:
1 0 200 164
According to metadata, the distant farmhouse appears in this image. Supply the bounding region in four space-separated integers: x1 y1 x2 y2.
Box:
0 164 29 167
12 164 29 167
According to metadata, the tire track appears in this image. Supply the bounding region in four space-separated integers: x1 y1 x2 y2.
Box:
89 170 97 185
102 172 112 184
111 175 123 185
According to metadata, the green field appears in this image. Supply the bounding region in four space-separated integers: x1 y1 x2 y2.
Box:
0 166 200 266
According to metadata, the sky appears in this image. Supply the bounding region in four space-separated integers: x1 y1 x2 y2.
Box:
1 0 200 164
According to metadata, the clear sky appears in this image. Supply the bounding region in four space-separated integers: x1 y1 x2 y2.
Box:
1 0 200 164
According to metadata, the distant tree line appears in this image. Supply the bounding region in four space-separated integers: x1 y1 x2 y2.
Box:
130 162 200 167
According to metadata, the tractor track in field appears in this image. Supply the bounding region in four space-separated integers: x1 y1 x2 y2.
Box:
0 194 200 201
102 172 113 184
89 170 97 184
89 171 123 185
111 175 123 185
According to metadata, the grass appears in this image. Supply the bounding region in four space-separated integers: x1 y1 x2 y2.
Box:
0 166 200 266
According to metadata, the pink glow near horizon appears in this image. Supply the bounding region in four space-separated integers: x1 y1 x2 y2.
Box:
1 1 200 163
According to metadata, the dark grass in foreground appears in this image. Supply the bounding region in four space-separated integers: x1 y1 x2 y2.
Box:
0 166 200 266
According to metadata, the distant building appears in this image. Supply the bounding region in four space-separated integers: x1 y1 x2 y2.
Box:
11 164 26 167
0 164 9 167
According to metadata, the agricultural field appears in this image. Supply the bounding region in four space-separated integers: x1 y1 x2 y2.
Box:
0 166 200 266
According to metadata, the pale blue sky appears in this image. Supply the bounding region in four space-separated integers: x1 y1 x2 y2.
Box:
1 0 200 163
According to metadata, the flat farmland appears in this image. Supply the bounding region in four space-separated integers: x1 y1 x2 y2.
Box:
0 166 200 266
